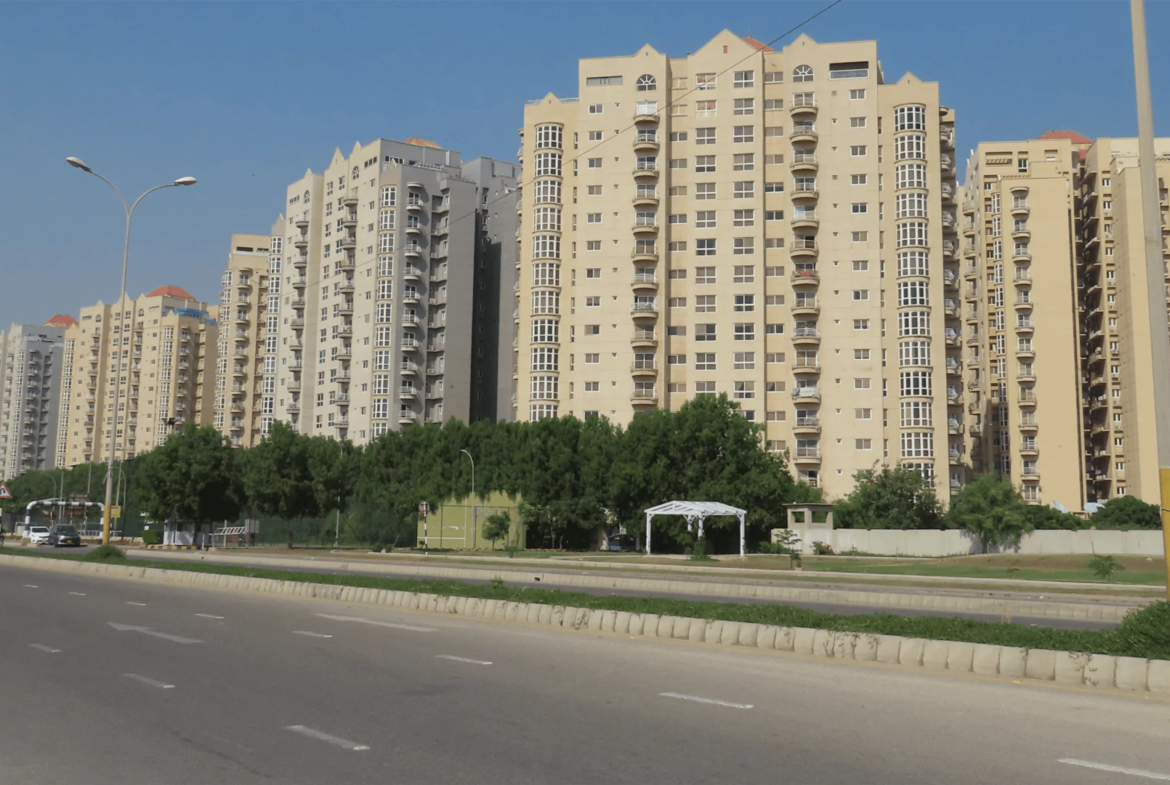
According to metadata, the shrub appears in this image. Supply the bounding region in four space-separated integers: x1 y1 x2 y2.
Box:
140 529 163 546
1089 554 1124 582
811 541 835 556
85 544 127 562
1111 602 1170 660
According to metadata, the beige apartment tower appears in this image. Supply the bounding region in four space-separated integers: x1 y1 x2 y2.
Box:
1078 137 1170 505
959 138 1086 509
516 32 960 501
214 233 274 448
61 287 218 467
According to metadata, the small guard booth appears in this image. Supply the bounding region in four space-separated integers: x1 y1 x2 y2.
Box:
643 501 747 557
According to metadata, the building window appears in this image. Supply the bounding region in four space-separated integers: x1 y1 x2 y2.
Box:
695 295 716 313
733 70 755 88
695 155 716 173
695 324 716 342
636 74 657 91
695 127 716 145
695 353 716 371
793 65 814 82
734 323 755 341
733 98 754 116
733 125 755 143
894 104 927 132
696 239 716 256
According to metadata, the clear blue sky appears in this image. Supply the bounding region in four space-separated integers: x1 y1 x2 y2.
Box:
2 1 1166 325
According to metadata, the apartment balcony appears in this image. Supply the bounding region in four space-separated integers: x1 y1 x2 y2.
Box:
943 242 958 260
792 327 820 346
791 268 819 287
402 315 421 328
341 191 359 207
630 303 659 319
1020 468 1041 482
1019 419 1039 434
948 392 963 405
940 128 955 149
231 366 247 378
291 277 307 291
400 362 420 376
286 400 301 413
338 256 355 272
287 377 301 392
404 246 424 258
1011 203 1030 218
294 214 309 229
791 182 819 202
941 213 957 232
791 300 819 317
337 324 353 339
793 447 821 464
946 360 961 376
335 346 352 361
791 387 821 403
790 126 818 144
1016 347 1036 361
630 389 658 405
290 317 305 330
431 223 449 238
940 154 955 174
399 386 418 400
403 291 421 305
1012 251 1032 263
790 154 818 174
1016 320 1034 335
969 423 983 436
631 248 659 263
791 213 819 231
1013 298 1033 312
336 372 351 384
1089 394 1109 412
402 265 423 281
630 361 658 377
405 225 424 237
633 109 660 124
337 302 354 316
631 330 657 349
1014 270 1032 286
790 239 818 259
631 274 658 292
943 271 959 289
632 165 659 181
1020 442 1040 458
1012 227 1031 242
793 417 820 434
947 419 963 435
632 194 659 209
632 221 659 236
948 449 964 465
339 235 357 249
337 282 355 295
292 236 308 249
291 297 306 311
633 133 659 153
790 357 820 376
789 96 818 117
944 302 960 318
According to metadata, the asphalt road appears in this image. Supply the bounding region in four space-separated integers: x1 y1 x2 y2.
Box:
1 563 1168 785
67 545 1122 631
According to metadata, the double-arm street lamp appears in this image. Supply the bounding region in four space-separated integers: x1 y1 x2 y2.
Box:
65 157 196 545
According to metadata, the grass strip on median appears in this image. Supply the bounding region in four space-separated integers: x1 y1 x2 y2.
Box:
3 546 1167 661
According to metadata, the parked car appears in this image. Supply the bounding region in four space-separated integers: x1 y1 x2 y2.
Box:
47 523 81 548
27 526 51 546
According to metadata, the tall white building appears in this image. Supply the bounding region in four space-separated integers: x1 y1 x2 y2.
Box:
0 316 74 478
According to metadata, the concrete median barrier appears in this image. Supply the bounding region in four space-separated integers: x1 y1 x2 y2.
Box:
4 552 1166 697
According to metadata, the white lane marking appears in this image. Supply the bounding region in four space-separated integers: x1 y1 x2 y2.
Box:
660 692 753 710
1059 759 1170 781
29 644 61 654
315 613 436 633
23 584 38 589
293 631 333 639
285 725 369 751
107 622 202 645
194 613 224 619
69 592 86 596
123 673 175 690
125 602 147 606
435 655 492 665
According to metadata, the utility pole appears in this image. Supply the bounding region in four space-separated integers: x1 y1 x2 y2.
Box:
1130 0 1170 600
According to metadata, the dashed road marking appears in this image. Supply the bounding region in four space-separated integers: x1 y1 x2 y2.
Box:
125 602 147 606
293 631 333 639
435 655 492 665
68 592 86 596
285 725 368 751
123 673 175 690
1058 759 1170 781
315 613 436 632
660 692 753 710
23 584 38 589
29 644 61 654
194 614 224 619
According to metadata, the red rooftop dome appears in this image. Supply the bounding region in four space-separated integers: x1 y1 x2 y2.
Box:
147 285 196 300
44 314 78 328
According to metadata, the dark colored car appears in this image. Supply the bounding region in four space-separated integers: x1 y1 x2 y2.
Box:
47 524 81 547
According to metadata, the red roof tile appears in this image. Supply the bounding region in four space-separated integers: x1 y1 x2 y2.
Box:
742 36 774 52
147 285 196 300
1038 130 1093 146
44 314 78 328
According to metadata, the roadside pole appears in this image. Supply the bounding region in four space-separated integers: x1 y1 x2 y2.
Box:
1130 0 1170 601
419 501 430 555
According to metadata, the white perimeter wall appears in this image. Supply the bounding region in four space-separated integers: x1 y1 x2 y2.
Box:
779 527 1165 557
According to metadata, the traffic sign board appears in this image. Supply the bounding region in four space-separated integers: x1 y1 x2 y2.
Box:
0 483 11 500
110 505 123 519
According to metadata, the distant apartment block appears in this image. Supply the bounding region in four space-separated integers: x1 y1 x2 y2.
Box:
270 138 518 445
61 287 218 466
515 31 960 501
0 316 73 478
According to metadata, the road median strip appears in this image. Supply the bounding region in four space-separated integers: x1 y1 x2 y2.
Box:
3 551 1168 696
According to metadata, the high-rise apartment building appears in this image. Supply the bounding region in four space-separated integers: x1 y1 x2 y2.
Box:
271 138 518 445
61 287 218 467
960 138 1086 509
214 233 273 448
1078 137 1170 504
516 31 959 501
0 317 73 478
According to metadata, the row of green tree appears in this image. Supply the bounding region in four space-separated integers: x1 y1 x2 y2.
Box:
832 465 1163 550
2 396 817 552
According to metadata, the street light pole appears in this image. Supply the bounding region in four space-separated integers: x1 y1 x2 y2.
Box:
66 158 196 546
460 449 475 548
1129 0 1170 601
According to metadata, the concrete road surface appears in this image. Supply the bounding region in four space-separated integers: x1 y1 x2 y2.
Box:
2 563 1168 785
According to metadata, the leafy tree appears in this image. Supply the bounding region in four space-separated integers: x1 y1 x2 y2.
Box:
1090 495 1163 530
947 473 1032 552
136 424 241 527
833 464 944 530
239 422 319 535
1089 554 1124 583
483 511 512 550
1023 504 1087 530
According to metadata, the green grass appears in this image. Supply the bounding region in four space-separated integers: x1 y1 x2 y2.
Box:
800 556 1167 586
2 546 1167 660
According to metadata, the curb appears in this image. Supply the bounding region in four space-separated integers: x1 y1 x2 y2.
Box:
131 549 1143 623
5 553 1167 697
143 545 201 551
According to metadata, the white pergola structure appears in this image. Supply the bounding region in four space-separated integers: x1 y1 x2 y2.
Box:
643 501 747 557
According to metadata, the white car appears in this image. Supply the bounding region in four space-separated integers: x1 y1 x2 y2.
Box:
27 526 51 546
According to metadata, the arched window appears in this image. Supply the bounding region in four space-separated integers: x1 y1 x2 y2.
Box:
636 74 657 91
352 166 359 180
303 190 310 203
793 65 814 82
